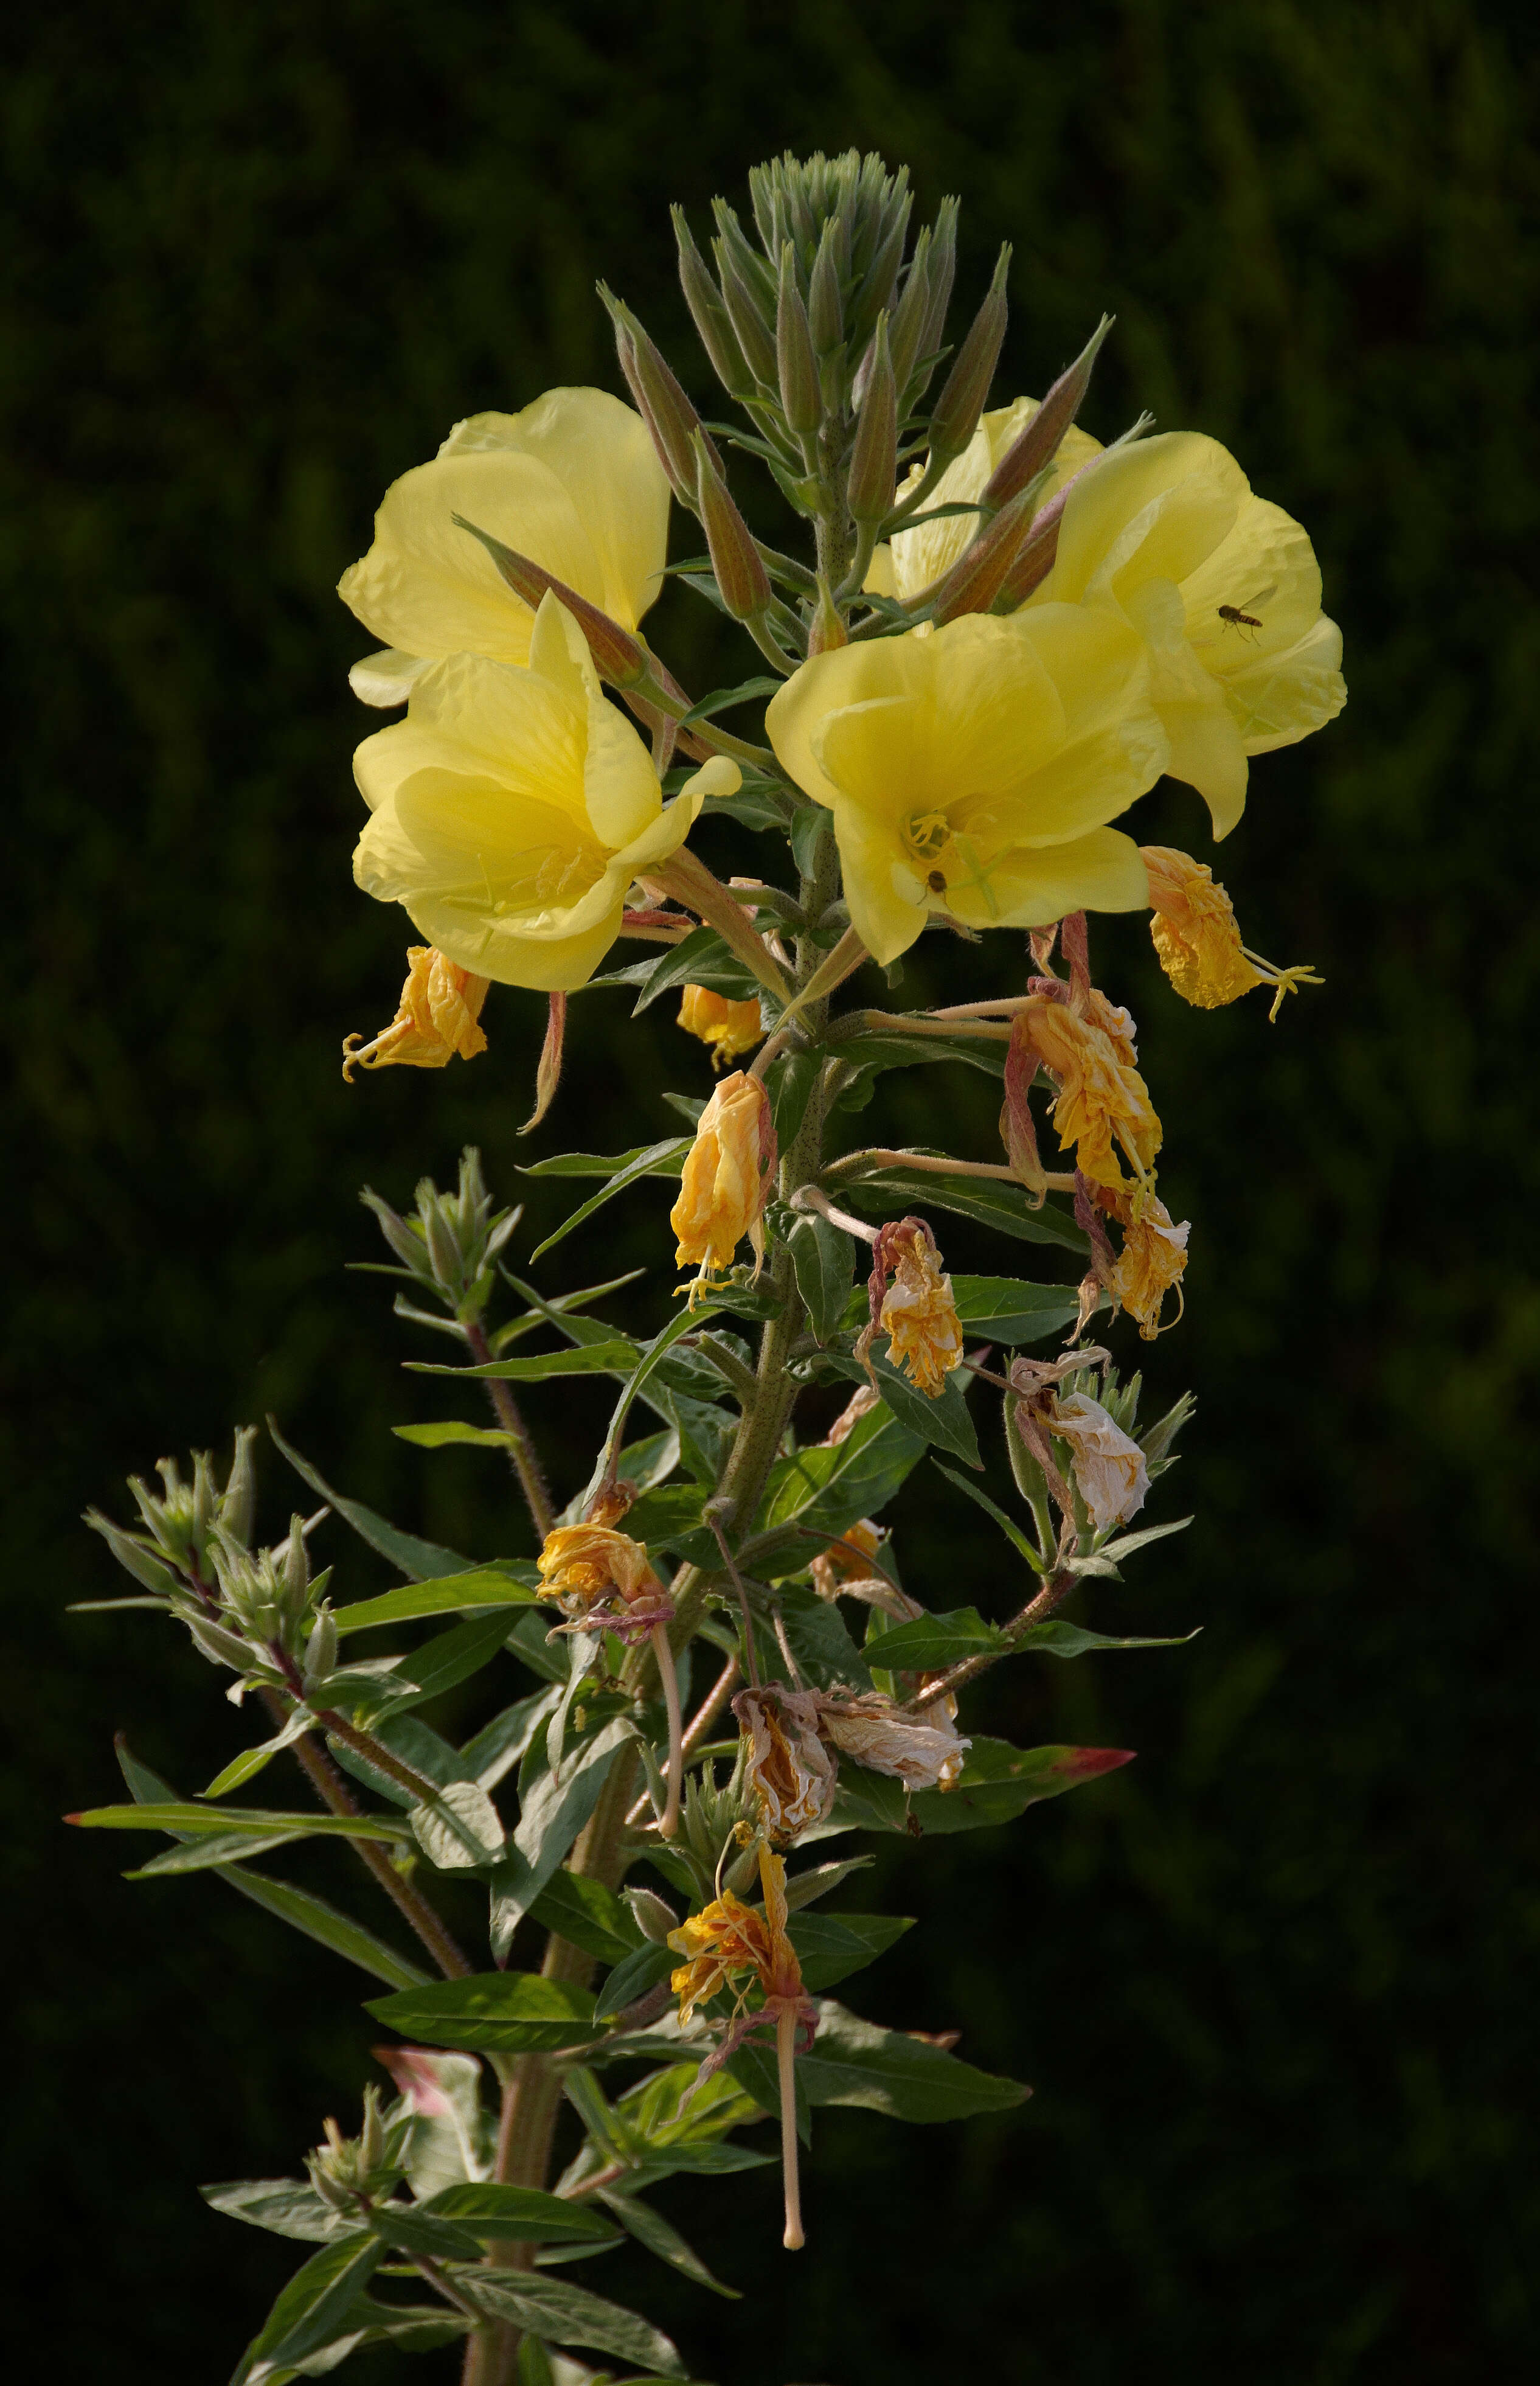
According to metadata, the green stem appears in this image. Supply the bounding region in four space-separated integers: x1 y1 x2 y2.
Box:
463 1319 554 1539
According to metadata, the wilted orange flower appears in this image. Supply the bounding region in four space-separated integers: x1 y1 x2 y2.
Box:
875 1223 963 1396
536 1524 670 1640
734 1686 837 1842
670 1070 777 1296
1142 846 1320 1020
342 946 489 1079
819 1689 969 1791
810 1517 883 1602
1021 995 1161 1196
668 1844 816 2249
678 983 764 1069
1106 1186 1190 1339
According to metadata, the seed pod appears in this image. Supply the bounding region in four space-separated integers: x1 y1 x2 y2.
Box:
929 243 1011 463
777 243 822 436
847 313 898 528
693 434 772 623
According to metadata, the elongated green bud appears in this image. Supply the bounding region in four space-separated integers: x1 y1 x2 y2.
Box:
980 315 1112 513
714 238 779 386
693 433 772 622
219 1427 259 1550
84 1509 180 1598
777 246 822 437
451 513 650 688
712 199 776 307
929 244 1011 463
918 196 960 372
848 195 910 351
673 207 755 398
931 481 1042 624
808 220 844 358
847 314 898 528
598 283 718 502
887 226 932 391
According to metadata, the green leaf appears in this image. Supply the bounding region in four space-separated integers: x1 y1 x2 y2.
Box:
766 1048 819 1147
700 771 794 832
782 1854 876 1911
592 1940 675 2022
775 1584 873 1694
204 1701 317 1798
502 1608 571 1685
819 1350 981 1467
392 1420 516 1450
630 926 767 1014
459 2270 685 2376
409 1778 506 1869
527 1141 692 1262
785 1212 855 1345
125 1826 306 1878
427 1340 641 1382
729 1997 1028 2126
757 1397 924 1547
71 1802 412 1843
853 1606 999 1672
1018 1619 1198 1658
596 2190 741 2298
367 1972 598 2054
520 1142 688 1181
827 1028 1009 1083
366 2202 484 2263
620 1480 714 1567
266 1420 476 1582
675 673 782 728
530 1871 645 1964
489 1267 645 1351
203 2178 359 2245
786 1910 914 1990
424 2182 621 2243
909 1737 1134 1834
789 802 833 880
834 1168 1086 1253
822 1758 910 1835
489 1718 631 1958
932 1461 1042 1570
231 2235 382 2385
334 1567 539 1635
367 1611 521 1714
947 1274 1086 1345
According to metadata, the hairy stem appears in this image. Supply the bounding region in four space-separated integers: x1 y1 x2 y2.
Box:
463 1319 555 1539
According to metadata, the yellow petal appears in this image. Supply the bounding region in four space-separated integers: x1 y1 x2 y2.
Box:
349 648 430 708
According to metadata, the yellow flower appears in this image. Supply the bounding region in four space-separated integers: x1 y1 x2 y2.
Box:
865 395 1103 603
878 1225 965 1396
670 1070 776 1289
1019 996 1162 1195
1049 1392 1150 1531
734 1686 838 1843
765 609 1165 965
819 1689 969 1791
1027 431 1345 835
342 946 489 1079
339 387 670 706
667 1846 806 2023
678 983 764 1069
1142 844 1321 1018
1106 1186 1190 1340
352 591 737 990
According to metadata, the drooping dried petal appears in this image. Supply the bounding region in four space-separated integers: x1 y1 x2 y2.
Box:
820 1689 969 1790
343 947 490 1079
1049 1391 1150 1531
671 1070 777 1293
734 1685 838 1843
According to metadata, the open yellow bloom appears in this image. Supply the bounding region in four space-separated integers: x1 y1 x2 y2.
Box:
671 1071 776 1288
1106 1186 1190 1340
342 946 489 1079
878 1226 964 1396
1020 996 1162 1194
1142 844 1321 1018
352 592 737 990
865 395 1103 603
1027 431 1345 835
678 983 763 1069
339 387 670 706
766 610 1165 965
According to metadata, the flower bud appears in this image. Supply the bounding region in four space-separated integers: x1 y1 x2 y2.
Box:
598 283 721 504
928 243 1010 463
218 1427 259 1551
191 1450 218 1554
694 434 773 624
451 509 650 688
808 219 844 358
712 237 779 388
421 1194 463 1295
673 206 756 398
343 945 490 1080
847 313 897 529
359 1187 431 1278
303 1600 338 1689
280 1513 310 1618
929 481 1043 624
979 315 1111 514
777 243 822 437
670 1069 777 1291
808 575 848 653
84 1510 181 1598
623 1885 680 1945
917 197 959 375
887 226 932 392
847 190 910 350
184 1612 257 1671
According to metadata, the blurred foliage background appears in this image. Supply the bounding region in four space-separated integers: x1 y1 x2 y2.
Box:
5 1 1538 2379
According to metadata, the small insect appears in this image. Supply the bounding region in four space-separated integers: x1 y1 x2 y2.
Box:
1213 582 1276 643
926 869 948 895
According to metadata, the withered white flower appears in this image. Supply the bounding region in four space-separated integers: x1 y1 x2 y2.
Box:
1050 1391 1150 1531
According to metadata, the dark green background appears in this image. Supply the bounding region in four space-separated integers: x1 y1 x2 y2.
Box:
5 2 1536 2379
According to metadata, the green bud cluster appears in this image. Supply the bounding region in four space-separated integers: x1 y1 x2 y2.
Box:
360 1146 518 1323
85 1426 258 1600
669 1739 759 1899
306 2087 408 2211
207 1514 331 1664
